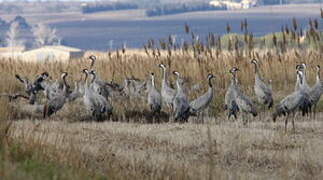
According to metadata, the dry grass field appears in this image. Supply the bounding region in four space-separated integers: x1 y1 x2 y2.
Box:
0 45 323 179
4 115 323 179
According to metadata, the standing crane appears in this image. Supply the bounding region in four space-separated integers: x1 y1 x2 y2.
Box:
172 71 191 122
189 74 215 120
82 69 112 121
224 67 240 119
43 72 69 118
147 73 162 118
158 64 176 112
309 65 323 118
273 70 312 132
251 59 273 109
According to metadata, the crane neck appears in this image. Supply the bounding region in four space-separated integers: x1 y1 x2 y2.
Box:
231 72 238 85
62 75 68 95
90 73 96 84
175 75 184 94
151 75 155 88
208 77 213 88
83 72 89 88
252 63 259 74
316 69 321 83
83 73 88 84
162 68 168 83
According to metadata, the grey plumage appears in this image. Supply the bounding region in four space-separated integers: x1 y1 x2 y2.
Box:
87 55 123 99
159 64 176 110
232 68 257 117
308 65 323 115
43 72 69 118
251 59 273 109
147 73 162 114
83 69 112 121
273 70 312 132
190 74 214 113
42 72 71 101
66 81 83 102
172 71 191 122
295 63 310 92
122 78 146 98
224 67 240 119
15 72 49 104
296 63 312 115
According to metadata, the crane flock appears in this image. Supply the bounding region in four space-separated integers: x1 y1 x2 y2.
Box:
3 56 323 132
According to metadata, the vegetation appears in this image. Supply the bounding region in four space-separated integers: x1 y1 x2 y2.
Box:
81 2 138 14
0 14 322 179
146 2 225 17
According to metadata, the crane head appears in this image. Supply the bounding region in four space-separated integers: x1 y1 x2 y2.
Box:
158 64 166 69
295 64 300 70
207 74 214 80
89 55 96 68
82 68 89 74
89 70 96 75
89 55 96 61
172 71 180 77
250 59 258 64
301 63 306 69
41 72 49 79
316 65 321 71
61 72 68 79
296 63 306 71
229 67 239 74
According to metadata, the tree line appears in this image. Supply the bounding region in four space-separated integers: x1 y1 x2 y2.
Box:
145 2 225 17
81 2 138 14
0 16 60 49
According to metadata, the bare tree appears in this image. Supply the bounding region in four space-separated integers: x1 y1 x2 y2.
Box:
6 21 24 47
33 23 60 47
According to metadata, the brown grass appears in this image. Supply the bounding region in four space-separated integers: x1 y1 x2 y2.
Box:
5 115 323 179
0 43 323 178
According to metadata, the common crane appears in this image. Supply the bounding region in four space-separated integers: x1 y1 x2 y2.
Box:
122 78 147 98
273 70 312 132
172 71 191 122
147 73 162 116
87 55 123 99
43 72 69 118
14 72 49 104
308 65 322 118
42 72 71 101
158 64 176 112
224 67 240 119
295 63 310 92
190 73 214 114
251 59 273 109
231 68 258 122
83 69 112 121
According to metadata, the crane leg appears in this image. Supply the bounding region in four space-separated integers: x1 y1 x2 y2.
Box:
242 113 247 126
284 114 289 133
313 105 317 120
292 112 297 133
